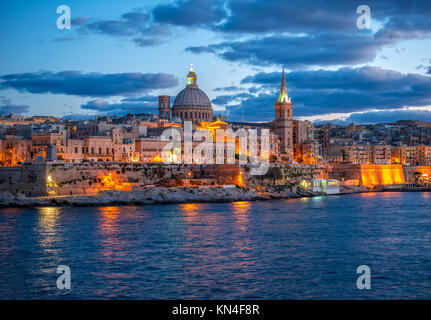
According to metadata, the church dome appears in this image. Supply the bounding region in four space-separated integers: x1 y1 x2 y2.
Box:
172 65 213 123
173 86 212 110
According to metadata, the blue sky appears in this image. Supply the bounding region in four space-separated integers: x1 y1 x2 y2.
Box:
1 0 431 123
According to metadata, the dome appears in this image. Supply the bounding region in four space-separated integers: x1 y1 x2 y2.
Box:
173 86 212 110
171 65 213 123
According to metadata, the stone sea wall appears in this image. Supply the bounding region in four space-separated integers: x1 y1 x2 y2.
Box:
0 161 331 197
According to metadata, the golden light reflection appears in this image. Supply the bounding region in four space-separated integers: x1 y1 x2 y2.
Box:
99 206 121 219
97 206 126 262
36 207 62 254
180 203 203 222
232 201 251 231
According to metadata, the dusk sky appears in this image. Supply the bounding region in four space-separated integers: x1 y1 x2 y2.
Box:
1 0 431 123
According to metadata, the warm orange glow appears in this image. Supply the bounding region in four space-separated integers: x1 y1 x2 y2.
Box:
151 154 163 162
99 206 120 219
236 171 244 186
95 172 132 191
360 164 405 186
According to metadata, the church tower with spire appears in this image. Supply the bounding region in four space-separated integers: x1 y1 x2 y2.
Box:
274 67 294 161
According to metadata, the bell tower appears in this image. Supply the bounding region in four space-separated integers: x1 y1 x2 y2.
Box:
158 95 170 121
274 67 294 161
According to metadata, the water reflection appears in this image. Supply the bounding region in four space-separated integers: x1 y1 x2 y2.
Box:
36 207 62 249
180 203 202 221
232 201 251 232
36 207 63 274
97 206 127 262
0 208 23 256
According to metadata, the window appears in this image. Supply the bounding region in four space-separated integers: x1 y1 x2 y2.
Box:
99 147 102 154
75 147 78 153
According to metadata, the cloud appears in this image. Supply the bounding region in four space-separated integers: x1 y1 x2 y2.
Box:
81 96 158 114
0 71 178 97
187 32 392 68
152 0 226 27
78 10 150 37
216 66 431 120
133 37 162 47
0 96 29 115
183 0 431 68
213 85 244 92
218 0 356 34
345 109 431 124
211 92 253 105
75 9 169 47
71 17 90 26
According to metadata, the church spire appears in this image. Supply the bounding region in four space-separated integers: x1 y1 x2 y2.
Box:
279 67 288 103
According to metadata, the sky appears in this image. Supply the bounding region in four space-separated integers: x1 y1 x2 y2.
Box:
1 0 431 124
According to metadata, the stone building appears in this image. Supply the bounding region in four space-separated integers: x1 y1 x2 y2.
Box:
158 95 171 121
274 68 294 161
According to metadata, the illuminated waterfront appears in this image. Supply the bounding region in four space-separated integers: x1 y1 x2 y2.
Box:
0 192 430 299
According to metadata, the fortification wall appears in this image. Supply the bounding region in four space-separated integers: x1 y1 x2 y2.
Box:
0 162 47 196
46 162 242 196
1 162 338 197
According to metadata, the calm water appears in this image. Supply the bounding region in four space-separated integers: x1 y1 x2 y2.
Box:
0 192 430 299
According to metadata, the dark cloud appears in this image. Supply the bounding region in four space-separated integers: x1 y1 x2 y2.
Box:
69 1 431 62
79 10 150 37
0 71 178 97
75 9 168 47
0 96 29 115
183 0 431 68
345 109 431 124
133 37 162 47
219 0 356 34
81 96 158 114
217 66 431 120
152 0 226 27
71 17 90 26
213 85 244 92
187 32 390 68
219 0 431 36
211 92 253 105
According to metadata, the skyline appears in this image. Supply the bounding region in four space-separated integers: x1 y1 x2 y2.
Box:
1 0 431 123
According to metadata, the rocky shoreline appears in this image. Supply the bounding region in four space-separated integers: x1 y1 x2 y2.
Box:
0 185 367 208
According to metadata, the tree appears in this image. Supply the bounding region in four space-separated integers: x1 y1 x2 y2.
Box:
266 167 283 186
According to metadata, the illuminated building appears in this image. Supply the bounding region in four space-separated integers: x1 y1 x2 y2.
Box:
274 67 294 161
